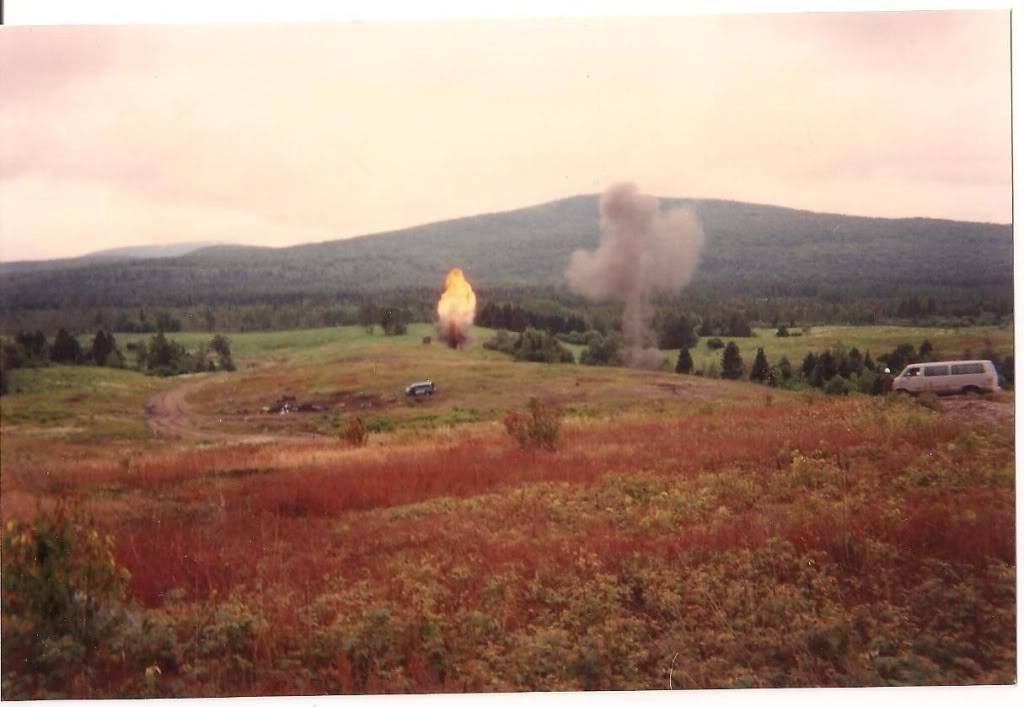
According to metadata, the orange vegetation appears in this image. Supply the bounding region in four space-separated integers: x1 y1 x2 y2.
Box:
1 394 1015 696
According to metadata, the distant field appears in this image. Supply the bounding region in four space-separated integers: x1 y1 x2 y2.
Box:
685 325 1013 375
16 322 1015 443
78 321 1013 368
79 326 384 362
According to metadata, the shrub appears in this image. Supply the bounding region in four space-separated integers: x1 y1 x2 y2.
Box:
365 417 397 434
486 329 574 364
515 330 575 364
2 504 132 695
503 397 562 451
853 371 880 395
557 330 597 346
341 416 369 447
823 376 852 396
483 330 515 354
580 333 623 367
705 337 724 350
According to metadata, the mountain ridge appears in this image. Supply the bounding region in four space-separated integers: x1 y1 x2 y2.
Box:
0 194 1012 311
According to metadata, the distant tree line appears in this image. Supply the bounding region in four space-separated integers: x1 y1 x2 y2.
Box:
0 328 236 394
671 337 1014 395
477 302 587 337
483 329 575 364
1 283 1012 339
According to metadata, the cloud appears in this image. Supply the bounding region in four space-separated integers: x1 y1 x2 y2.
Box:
0 13 1011 261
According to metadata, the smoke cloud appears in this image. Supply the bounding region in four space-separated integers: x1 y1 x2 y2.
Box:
566 183 705 368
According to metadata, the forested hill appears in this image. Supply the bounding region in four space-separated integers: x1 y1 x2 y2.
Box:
0 195 1012 310
0 241 224 275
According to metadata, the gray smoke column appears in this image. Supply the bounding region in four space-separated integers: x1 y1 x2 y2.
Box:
566 183 705 368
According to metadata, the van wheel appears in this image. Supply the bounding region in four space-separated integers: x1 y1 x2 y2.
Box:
962 386 980 396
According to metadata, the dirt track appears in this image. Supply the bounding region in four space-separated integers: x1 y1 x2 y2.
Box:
145 375 317 444
146 371 1014 445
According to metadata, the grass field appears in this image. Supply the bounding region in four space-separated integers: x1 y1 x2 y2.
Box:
0 323 1015 697
74 322 1014 368
685 325 1013 374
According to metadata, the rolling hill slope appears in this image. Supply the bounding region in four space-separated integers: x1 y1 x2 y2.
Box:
0 241 225 275
0 195 1012 310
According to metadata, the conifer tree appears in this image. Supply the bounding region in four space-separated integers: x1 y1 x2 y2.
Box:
749 347 770 383
676 346 693 374
721 341 744 380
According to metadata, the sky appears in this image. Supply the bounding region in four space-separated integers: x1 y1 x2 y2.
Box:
0 10 1012 262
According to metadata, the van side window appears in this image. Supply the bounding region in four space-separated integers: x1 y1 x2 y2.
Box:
904 367 920 377
924 365 950 377
951 363 984 375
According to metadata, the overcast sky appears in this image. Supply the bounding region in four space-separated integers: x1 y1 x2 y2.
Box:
0 11 1011 261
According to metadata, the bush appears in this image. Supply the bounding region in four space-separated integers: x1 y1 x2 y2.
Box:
822 376 852 396
853 371 880 395
341 416 369 447
514 330 575 364
580 333 623 367
483 330 516 354
557 330 592 346
706 337 725 350
365 417 397 434
503 397 562 451
2 504 132 695
485 329 574 364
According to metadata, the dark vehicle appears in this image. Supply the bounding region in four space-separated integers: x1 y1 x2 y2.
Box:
405 379 435 397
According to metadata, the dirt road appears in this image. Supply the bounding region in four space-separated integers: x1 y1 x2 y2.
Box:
145 375 317 444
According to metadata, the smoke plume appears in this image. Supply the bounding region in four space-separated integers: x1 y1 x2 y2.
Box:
566 183 704 368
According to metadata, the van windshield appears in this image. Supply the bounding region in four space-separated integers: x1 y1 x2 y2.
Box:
902 367 920 377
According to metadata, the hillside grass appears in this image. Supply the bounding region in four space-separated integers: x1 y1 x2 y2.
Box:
16 322 1016 444
0 366 164 441
1 322 1015 697
1 391 1014 696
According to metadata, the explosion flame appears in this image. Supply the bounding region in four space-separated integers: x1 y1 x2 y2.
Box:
437 267 477 348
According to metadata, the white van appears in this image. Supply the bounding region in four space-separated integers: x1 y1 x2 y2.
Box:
892 360 999 395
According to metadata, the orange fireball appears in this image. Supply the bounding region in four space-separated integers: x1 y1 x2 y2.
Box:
437 267 476 348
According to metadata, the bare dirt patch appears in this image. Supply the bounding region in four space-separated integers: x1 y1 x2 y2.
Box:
651 380 718 399
146 376 320 443
320 390 399 411
939 396 1014 426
